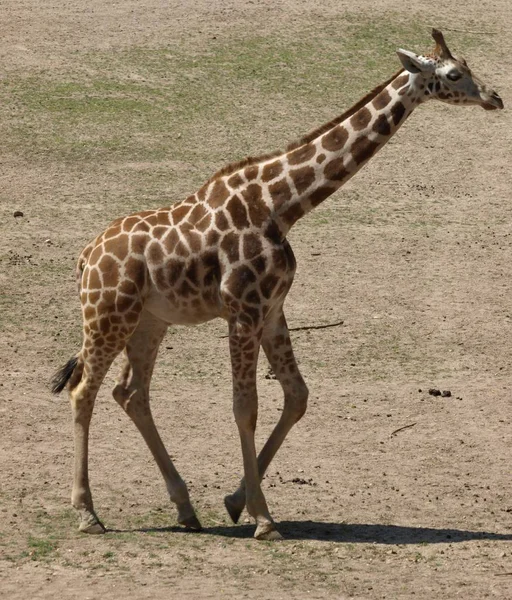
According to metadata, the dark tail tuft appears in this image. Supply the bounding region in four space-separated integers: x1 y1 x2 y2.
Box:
50 356 79 394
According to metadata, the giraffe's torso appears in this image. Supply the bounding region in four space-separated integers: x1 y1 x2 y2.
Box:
78 190 296 329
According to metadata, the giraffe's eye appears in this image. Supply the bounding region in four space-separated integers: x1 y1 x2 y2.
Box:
446 70 462 82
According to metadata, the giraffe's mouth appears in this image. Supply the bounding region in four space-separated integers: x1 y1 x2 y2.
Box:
482 92 504 110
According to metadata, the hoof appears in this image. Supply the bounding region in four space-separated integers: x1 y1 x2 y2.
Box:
76 508 106 534
78 519 106 535
254 521 283 541
224 494 244 524
179 513 202 531
178 516 203 531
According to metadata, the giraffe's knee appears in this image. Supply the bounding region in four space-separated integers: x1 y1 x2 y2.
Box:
286 380 309 422
112 383 130 406
233 392 258 432
113 382 150 418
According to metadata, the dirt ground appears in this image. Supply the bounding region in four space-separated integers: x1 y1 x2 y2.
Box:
1 0 511 598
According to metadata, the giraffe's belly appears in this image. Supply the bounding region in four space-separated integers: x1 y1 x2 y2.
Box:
143 286 226 325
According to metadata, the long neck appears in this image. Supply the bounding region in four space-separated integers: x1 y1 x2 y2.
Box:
264 69 419 236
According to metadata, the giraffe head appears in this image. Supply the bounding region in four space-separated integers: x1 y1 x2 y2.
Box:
396 29 503 110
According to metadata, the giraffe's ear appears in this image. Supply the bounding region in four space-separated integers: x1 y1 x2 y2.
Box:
396 49 435 74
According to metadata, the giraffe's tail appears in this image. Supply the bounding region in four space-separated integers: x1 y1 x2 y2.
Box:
50 355 83 394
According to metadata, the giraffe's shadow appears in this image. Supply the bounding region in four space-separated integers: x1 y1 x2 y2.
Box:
110 520 512 544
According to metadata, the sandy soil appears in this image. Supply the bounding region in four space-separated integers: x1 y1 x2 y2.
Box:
1 1 511 598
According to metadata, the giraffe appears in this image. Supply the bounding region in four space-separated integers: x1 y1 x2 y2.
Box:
51 30 503 540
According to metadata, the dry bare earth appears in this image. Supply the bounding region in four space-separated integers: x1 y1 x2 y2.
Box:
1 1 511 598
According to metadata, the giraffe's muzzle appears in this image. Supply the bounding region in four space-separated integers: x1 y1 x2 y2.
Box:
482 91 504 110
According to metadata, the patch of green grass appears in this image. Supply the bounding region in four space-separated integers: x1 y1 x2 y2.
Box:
1 13 483 167
26 535 59 561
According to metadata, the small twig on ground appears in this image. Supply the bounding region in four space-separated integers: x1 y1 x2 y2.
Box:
494 573 512 577
219 319 344 338
289 319 344 332
390 422 417 438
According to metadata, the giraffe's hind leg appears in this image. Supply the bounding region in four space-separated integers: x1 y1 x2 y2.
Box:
112 310 201 531
70 332 133 534
225 310 308 526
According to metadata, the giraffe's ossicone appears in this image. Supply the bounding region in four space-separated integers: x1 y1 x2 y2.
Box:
51 29 503 540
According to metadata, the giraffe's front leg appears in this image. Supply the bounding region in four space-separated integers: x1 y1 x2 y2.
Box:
227 318 282 540
225 310 308 526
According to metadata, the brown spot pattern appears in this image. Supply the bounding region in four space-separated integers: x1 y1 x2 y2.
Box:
261 161 283 182
350 137 380 166
244 165 259 181
227 173 244 189
122 216 140 232
226 266 256 297
215 211 230 231
185 259 199 287
391 102 406 126
243 233 263 260
197 185 208 201
88 268 101 290
195 213 212 232
124 257 146 290
174 241 188 258
260 274 279 299
184 229 202 253
372 89 392 111
392 74 409 90
88 245 103 266
373 114 391 136
98 255 119 288
189 203 207 224
167 260 184 286
226 196 250 229
322 126 349 152
289 166 316 195
147 241 164 265
220 232 240 263
242 184 270 228
208 179 230 208
103 226 121 240
133 220 150 233
310 186 335 207
252 255 267 274
130 234 147 255
172 204 192 225
156 211 170 225
118 279 137 297
324 158 349 182
350 107 372 131
163 229 179 254
152 226 168 239
280 203 305 227
206 229 220 246
202 251 220 286
287 144 316 165
269 179 292 208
